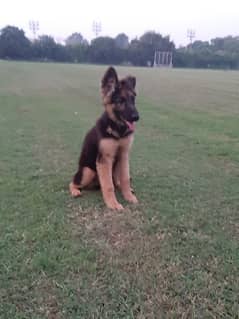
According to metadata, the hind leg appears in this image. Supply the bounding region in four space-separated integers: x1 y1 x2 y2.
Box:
70 167 96 197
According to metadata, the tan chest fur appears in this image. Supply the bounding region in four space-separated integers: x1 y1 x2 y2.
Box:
99 134 134 159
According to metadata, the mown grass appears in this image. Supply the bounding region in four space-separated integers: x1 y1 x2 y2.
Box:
0 60 239 318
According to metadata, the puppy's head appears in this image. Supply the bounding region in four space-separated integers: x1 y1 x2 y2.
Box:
101 67 139 129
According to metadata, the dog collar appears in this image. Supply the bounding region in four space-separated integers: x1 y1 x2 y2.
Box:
106 125 134 139
106 126 120 139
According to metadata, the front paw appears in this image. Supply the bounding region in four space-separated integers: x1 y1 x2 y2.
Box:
106 201 124 210
123 192 138 204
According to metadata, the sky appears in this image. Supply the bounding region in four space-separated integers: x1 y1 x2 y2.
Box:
1 0 239 46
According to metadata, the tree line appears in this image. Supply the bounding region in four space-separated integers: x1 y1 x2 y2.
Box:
0 25 239 69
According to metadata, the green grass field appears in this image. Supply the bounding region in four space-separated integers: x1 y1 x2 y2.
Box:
0 60 239 318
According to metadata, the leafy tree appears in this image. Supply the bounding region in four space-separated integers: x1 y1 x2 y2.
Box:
128 31 175 66
32 35 59 61
1 23 239 70
67 43 89 63
89 37 118 64
211 36 239 53
115 33 129 49
128 38 145 66
65 33 88 46
0 25 31 59
65 33 89 62
175 36 239 69
140 31 174 51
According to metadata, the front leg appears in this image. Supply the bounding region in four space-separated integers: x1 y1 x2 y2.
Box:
96 155 123 210
119 153 138 204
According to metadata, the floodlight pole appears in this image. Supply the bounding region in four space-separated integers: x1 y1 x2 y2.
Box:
187 29 195 49
29 20 39 40
92 21 102 38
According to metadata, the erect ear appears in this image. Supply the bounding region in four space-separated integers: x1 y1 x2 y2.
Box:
101 67 119 96
126 76 136 89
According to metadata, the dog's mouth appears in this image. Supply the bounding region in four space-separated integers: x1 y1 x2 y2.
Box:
125 120 136 131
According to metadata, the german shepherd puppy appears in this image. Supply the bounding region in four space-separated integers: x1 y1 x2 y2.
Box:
69 67 139 210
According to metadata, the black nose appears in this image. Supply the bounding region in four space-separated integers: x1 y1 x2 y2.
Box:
132 114 139 122
131 113 139 122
